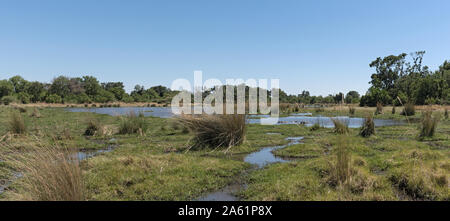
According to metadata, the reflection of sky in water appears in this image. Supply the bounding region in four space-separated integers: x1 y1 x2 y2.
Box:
67 107 404 128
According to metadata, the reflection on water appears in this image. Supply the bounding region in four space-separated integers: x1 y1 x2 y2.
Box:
67 107 176 118
244 137 304 168
197 137 304 201
248 115 403 128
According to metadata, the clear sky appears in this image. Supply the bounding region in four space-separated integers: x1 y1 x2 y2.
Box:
1 0 449 96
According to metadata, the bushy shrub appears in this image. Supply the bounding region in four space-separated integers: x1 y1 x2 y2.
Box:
17 92 31 104
45 94 62 104
1 96 17 105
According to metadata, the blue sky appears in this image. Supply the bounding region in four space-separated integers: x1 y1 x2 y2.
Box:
1 0 449 96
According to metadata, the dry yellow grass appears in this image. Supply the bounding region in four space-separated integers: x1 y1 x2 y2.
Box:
1 140 85 201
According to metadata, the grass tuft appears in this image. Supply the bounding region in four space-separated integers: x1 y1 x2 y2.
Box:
359 115 375 137
331 118 349 134
2 142 85 201
328 136 351 186
9 112 27 134
401 103 415 116
178 114 246 150
349 106 356 115
375 102 383 115
419 110 439 138
84 119 103 136
118 111 148 135
30 108 41 118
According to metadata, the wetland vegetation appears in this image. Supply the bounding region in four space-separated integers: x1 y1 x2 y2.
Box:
0 104 448 201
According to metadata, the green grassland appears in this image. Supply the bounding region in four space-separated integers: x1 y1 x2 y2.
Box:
0 106 448 200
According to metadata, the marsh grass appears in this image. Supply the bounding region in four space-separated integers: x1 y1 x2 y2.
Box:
9 112 26 134
331 118 349 134
118 111 148 135
178 114 246 150
329 136 351 186
375 102 383 115
315 107 325 112
310 123 321 131
419 110 439 138
401 103 415 116
1 141 85 201
30 108 41 118
348 106 356 116
359 115 375 137
84 119 104 136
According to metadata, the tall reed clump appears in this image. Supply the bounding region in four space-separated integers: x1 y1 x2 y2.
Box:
359 115 375 137
401 103 415 116
84 119 104 136
9 112 27 134
419 110 439 138
328 136 351 186
2 142 85 201
375 102 383 115
331 118 349 134
178 114 246 150
118 111 148 135
348 106 356 116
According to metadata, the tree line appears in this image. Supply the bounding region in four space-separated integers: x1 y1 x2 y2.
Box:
360 51 449 106
0 51 447 106
0 75 176 105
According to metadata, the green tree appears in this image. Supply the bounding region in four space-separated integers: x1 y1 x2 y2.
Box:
81 76 101 98
9 75 29 94
50 76 71 98
26 81 47 102
0 80 14 98
345 91 360 104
